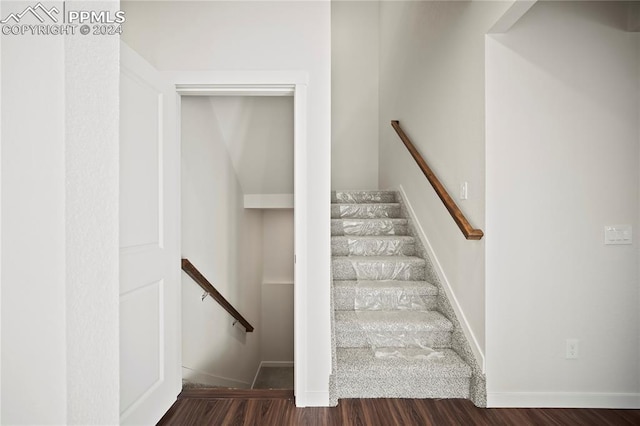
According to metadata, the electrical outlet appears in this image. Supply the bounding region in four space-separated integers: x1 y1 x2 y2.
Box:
566 339 579 359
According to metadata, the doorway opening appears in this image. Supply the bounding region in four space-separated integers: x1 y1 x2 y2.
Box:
177 85 300 394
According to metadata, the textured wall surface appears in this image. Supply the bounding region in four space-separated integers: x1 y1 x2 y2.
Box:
65 7 120 423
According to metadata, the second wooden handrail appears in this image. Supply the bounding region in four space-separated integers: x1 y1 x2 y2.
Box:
391 120 484 240
181 258 254 332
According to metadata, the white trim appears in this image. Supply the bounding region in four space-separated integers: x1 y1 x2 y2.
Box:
175 84 294 97
165 70 309 88
244 194 294 209
298 391 331 407
167 70 309 407
398 185 486 372
182 366 251 389
250 361 295 389
488 392 640 409
293 83 309 407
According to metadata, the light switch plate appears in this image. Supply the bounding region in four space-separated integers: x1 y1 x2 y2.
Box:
604 225 632 245
459 182 468 200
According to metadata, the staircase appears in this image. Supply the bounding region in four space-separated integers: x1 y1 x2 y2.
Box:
330 190 484 405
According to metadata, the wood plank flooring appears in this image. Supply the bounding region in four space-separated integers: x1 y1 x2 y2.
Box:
157 390 640 426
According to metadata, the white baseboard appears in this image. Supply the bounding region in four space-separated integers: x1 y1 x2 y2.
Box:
260 361 294 368
295 391 330 407
398 185 485 372
182 366 250 389
488 392 640 408
250 360 295 389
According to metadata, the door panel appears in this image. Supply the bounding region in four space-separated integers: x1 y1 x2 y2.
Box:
120 41 180 425
119 69 161 250
120 280 162 412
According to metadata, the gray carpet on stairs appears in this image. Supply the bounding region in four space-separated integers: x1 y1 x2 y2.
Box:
330 190 485 406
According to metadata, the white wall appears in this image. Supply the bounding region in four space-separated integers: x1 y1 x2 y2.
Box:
1 1 120 424
261 210 295 362
181 97 263 388
332 1 379 190
1 8 67 423
378 0 511 359
123 1 331 405
207 96 294 195
486 1 640 407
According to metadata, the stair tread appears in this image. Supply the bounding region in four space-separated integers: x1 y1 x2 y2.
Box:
335 310 452 331
332 203 402 219
336 347 471 377
331 235 414 241
332 190 397 204
333 280 438 295
331 218 408 223
332 256 426 281
331 218 409 237
333 255 424 262
333 202 400 207
332 255 426 266
331 236 416 256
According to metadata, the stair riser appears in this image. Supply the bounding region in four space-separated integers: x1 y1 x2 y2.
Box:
333 292 438 311
331 239 415 256
332 191 396 204
335 376 470 399
331 204 401 219
336 330 452 349
332 259 426 281
331 219 408 236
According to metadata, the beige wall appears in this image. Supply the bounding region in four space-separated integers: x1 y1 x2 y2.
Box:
181 97 295 383
378 0 511 357
207 96 294 195
486 1 640 406
331 1 380 190
261 210 295 362
181 97 263 388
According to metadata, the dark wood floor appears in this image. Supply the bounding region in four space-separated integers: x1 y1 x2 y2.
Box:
157 389 640 426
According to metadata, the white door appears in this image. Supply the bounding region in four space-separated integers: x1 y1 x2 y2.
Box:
119 42 181 425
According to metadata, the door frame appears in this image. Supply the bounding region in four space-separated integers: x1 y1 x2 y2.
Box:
167 70 309 404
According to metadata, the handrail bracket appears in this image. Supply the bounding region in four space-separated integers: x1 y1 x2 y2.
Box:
181 258 255 332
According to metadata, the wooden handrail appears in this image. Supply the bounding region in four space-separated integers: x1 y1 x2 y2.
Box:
181 258 254 332
391 120 484 240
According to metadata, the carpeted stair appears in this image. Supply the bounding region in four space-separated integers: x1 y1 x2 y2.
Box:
330 190 484 404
